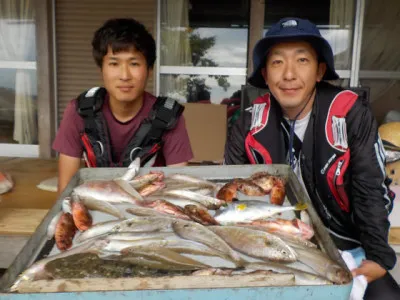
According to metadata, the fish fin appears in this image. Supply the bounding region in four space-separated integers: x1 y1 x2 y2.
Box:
114 179 144 201
116 158 141 181
62 197 72 213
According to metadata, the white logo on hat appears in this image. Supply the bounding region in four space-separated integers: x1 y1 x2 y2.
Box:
282 20 298 28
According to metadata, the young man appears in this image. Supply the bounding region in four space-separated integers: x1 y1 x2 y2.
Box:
53 18 193 194
224 17 400 299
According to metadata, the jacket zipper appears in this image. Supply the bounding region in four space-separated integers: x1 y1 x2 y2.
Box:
301 156 344 228
334 160 344 185
333 159 347 209
315 188 344 228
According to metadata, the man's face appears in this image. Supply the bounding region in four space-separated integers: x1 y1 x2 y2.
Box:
101 46 152 104
261 41 326 116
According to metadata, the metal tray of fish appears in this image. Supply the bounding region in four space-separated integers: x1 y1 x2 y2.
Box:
0 164 353 299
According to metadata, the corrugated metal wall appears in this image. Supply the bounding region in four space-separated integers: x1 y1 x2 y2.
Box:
55 0 157 122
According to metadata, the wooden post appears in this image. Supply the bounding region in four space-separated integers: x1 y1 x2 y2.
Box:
247 0 265 77
35 0 56 158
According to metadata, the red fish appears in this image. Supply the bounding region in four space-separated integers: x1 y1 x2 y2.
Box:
184 205 219 225
250 172 275 194
270 178 286 205
144 199 192 221
138 181 166 197
71 201 93 231
249 218 314 240
235 179 266 196
55 213 77 251
216 182 238 202
130 171 165 189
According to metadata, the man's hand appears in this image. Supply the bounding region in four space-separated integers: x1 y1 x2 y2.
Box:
351 260 386 283
57 154 81 195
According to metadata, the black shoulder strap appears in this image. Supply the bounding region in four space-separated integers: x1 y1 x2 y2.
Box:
145 96 185 144
76 87 107 132
120 96 184 166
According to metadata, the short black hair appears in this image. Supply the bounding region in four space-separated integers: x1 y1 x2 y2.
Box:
92 18 156 68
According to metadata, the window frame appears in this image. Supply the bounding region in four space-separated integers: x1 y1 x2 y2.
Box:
156 0 354 98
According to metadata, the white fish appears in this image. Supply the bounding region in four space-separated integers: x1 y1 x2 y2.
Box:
118 157 141 181
145 196 209 210
214 201 307 225
165 174 217 189
172 220 245 267
129 171 164 189
75 220 124 243
245 262 333 285
106 232 174 241
72 179 143 204
113 179 144 202
110 216 174 234
46 211 63 240
72 193 125 219
158 189 225 209
208 226 297 262
101 239 169 253
292 246 352 284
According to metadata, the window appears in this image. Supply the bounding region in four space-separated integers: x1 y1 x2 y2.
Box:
0 0 38 155
263 0 355 74
158 0 250 103
359 0 400 123
158 0 357 104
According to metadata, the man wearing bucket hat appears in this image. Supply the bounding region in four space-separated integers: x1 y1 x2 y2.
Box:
225 17 400 298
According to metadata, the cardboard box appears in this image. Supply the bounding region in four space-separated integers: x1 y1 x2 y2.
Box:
183 103 227 164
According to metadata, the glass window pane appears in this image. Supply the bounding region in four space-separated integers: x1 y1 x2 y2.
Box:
160 74 246 104
0 0 37 145
160 0 250 67
263 0 355 70
360 0 400 71
359 1 400 124
360 79 400 123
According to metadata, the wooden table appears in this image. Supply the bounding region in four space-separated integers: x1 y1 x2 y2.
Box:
0 158 58 268
0 157 58 210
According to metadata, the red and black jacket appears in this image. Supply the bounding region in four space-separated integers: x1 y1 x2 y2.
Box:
224 82 396 270
77 87 184 168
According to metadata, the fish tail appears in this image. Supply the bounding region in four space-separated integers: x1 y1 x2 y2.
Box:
294 202 308 211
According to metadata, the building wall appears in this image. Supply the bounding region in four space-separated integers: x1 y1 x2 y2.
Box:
55 0 157 122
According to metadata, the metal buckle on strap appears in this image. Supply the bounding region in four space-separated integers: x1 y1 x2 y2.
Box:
163 97 175 110
96 141 104 156
130 147 142 162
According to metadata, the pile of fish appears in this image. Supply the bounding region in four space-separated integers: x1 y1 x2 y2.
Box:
10 159 352 292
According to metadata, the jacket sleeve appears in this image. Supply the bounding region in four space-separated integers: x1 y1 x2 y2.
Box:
223 111 251 165
347 99 396 270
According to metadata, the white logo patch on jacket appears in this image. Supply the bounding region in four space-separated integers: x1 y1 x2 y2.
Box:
332 116 348 149
250 103 267 131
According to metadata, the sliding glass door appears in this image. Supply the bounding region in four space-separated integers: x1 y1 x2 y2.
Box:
0 0 38 157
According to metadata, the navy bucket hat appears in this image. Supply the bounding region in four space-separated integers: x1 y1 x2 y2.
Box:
248 17 340 89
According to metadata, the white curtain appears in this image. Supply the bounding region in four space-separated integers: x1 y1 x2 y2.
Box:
0 0 37 144
329 0 355 70
160 0 192 100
